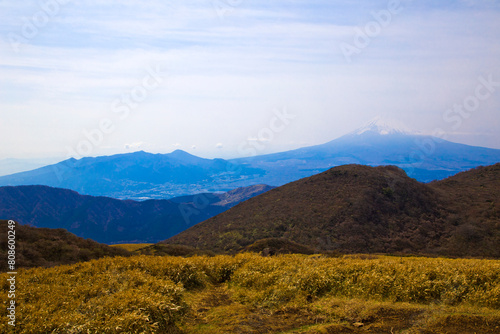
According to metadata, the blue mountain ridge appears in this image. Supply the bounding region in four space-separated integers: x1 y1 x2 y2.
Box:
0 123 499 199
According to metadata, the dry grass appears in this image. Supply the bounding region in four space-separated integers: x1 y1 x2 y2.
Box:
1 253 499 333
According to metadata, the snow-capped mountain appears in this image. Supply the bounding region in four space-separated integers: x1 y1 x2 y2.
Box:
348 116 415 136
235 117 500 184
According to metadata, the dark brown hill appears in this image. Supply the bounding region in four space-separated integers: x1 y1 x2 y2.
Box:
164 165 453 255
429 163 500 257
164 163 500 257
0 220 130 271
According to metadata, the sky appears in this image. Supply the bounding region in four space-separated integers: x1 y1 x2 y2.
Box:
1 0 499 160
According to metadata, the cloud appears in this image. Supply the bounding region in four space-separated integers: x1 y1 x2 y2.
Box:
0 1 499 159
124 142 145 150
215 143 224 149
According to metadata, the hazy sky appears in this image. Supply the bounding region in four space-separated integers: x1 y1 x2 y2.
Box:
1 0 499 160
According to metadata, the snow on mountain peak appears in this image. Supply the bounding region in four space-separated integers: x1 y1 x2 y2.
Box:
350 116 414 136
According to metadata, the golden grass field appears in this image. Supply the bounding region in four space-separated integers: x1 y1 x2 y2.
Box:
1 254 499 333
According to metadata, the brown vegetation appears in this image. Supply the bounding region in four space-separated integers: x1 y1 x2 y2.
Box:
0 220 130 271
430 163 500 257
244 238 316 255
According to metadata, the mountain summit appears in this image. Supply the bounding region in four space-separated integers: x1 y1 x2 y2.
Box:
348 116 414 136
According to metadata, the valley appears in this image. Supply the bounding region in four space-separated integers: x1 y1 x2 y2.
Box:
0 184 272 244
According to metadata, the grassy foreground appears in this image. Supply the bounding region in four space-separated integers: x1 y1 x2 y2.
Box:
1 254 500 333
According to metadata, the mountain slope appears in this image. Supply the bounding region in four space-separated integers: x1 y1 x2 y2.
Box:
169 184 275 208
429 163 500 256
0 184 272 244
0 220 130 271
164 163 500 257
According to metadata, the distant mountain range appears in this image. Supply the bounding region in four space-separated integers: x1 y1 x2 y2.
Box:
0 184 273 244
0 150 265 200
164 163 500 258
0 118 499 199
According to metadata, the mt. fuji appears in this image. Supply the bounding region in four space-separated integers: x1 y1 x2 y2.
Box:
348 116 414 136
234 117 500 185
